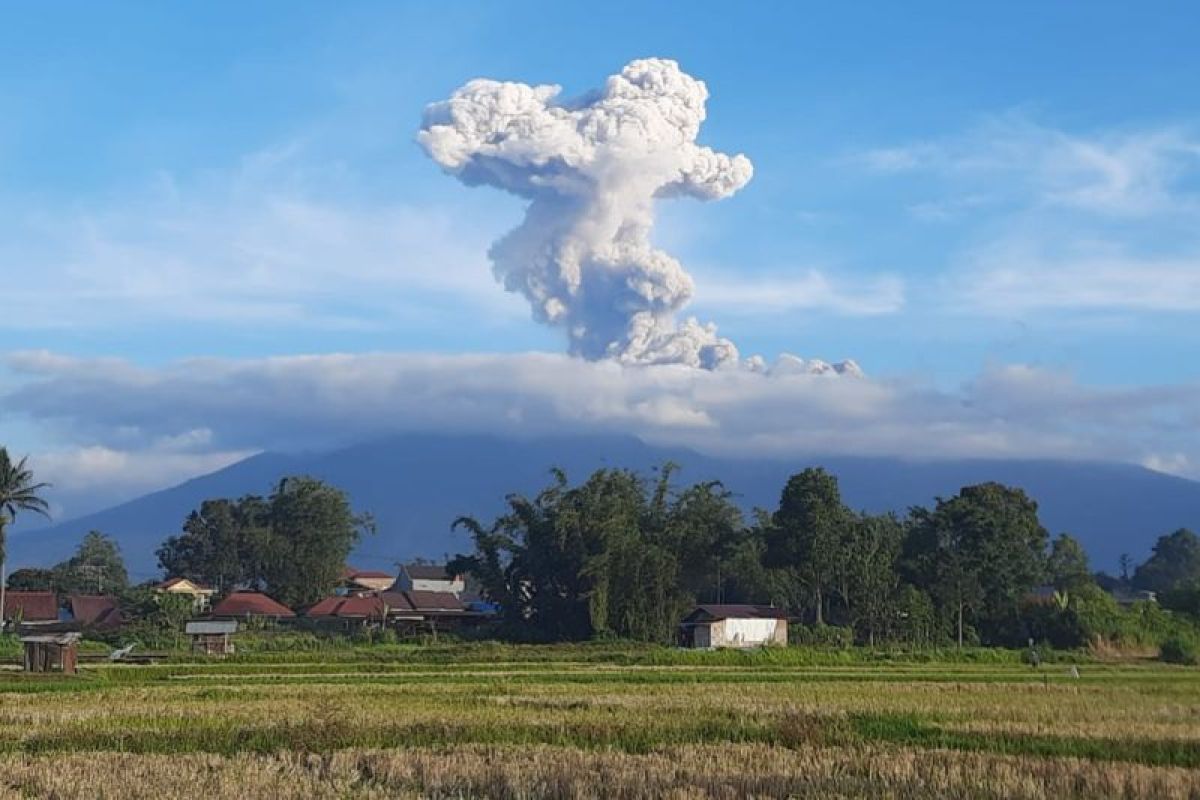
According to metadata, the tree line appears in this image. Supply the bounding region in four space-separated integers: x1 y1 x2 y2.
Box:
156 476 373 607
450 465 1200 648
5 443 1199 654
7 476 371 611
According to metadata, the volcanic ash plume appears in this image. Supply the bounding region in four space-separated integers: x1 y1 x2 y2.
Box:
419 58 753 369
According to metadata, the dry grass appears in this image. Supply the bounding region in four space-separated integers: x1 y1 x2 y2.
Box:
0 657 1197 797
2 743 1199 799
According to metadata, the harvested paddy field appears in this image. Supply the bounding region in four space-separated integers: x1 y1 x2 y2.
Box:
1 647 1198 798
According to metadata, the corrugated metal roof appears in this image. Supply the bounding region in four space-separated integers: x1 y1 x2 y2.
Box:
20 632 81 645
185 620 238 635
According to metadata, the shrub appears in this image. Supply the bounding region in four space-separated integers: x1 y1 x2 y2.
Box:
790 623 854 648
1159 635 1198 666
0 634 19 660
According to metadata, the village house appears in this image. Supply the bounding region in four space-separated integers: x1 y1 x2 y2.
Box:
155 577 216 612
680 605 789 649
337 567 396 594
1 591 61 629
209 591 296 622
392 564 465 596
304 586 484 636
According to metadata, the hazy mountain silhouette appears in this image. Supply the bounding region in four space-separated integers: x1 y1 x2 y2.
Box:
11 433 1199 578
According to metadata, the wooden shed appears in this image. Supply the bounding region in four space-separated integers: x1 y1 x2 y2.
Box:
185 620 238 656
21 632 82 674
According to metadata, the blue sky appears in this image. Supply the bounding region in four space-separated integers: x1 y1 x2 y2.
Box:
2 2 1199 516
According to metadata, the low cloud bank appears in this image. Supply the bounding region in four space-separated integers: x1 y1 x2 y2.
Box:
4 351 1197 500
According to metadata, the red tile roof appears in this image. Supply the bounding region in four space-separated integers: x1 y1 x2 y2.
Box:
404 590 465 612
2 591 59 622
306 592 415 619
210 591 295 618
333 596 384 618
69 595 123 628
305 596 344 617
380 592 415 612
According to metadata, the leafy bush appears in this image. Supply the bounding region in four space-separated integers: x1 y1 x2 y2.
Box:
791 623 854 648
1161 581 1200 618
1159 635 1198 666
0 634 19 660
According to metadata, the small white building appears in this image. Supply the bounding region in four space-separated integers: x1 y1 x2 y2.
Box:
680 605 788 649
392 564 465 597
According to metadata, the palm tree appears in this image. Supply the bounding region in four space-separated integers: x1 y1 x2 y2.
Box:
0 448 51 630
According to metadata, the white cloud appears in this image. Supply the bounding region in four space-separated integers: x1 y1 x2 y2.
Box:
692 270 905 316
0 146 526 334
1143 452 1192 478
31 445 252 493
0 126 888 364
854 115 1200 317
952 241 1200 314
5 351 1197 487
855 115 1200 217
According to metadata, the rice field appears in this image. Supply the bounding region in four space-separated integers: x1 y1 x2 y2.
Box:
1 646 1198 798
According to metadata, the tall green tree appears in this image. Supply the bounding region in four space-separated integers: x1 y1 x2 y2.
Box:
657 477 744 602
157 477 370 607
158 498 267 592
0 448 52 626
844 513 903 644
53 531 129 595
452 465 752 644
1047 533 1092 592
5 567 54 591
1133 529 1200 593
456 468 658 641
765 468 852 625
906 502 982 648
258 477 372 607
906 483 1048 647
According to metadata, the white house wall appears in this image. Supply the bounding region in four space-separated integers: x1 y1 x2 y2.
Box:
714 618 784 648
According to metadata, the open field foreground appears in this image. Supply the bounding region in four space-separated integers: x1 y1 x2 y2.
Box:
1 649 1198 799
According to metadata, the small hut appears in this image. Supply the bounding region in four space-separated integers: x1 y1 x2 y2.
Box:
185 620 238 656
680 605 789 649
21 632 82 674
